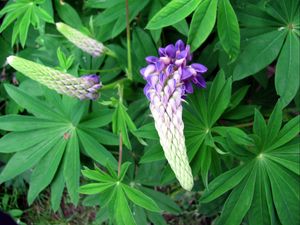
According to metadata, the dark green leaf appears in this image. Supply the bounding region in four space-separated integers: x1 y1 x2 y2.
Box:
233 30 287 80
188 0 217 51
275 32 300 107
146 0 200 29
217 0 240 59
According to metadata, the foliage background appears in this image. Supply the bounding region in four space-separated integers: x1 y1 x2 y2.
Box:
0 0 299 224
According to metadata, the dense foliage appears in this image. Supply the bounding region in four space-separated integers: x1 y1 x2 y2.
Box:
0 0 299 224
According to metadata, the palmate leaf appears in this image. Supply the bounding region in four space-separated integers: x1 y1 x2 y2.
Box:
201 103 300 225
0 0 54 46
80 165 162 225
0 85 117 209
183 71 234 184
234 1 300 105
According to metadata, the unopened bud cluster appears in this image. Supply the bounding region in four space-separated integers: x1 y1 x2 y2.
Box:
56 22 106 57
7 56 101 100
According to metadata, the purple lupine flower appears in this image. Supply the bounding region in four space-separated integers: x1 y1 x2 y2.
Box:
140 40 207 191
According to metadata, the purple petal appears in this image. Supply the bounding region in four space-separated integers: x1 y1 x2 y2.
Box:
191 63 208 73
159 72 167 84
192 75 206 88
158 47 165 56
146 56 159 64
165 44 176 58
175 40 185 51
165 64 174 76
181 67 194 80
155 61 164 71
82 74 99 84
184 82 194 94
143 84 151 99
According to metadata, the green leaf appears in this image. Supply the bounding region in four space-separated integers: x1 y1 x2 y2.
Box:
201 163 253 203
19 7 32 47
217 0 240 60
63 131 80 205
247 165 275 225
188 0 218 51
0 6 27 33
114 186 137 225
133 123 159 140
268 115 300 151
122 184 161 212
0 127 66 153
27 139 66 205
84 128 119 146
0 137 58 183
266 102 282 145
140 143 164 164
266 161 300 225
4 84 66 121
216 166 257 225
253 109 267 146
275 32 300 107
140 187 181 214
172 19 189 36
0 115 65 131
146 0 200 30
79 183 115 195
50 163 65 212
233 30 287 81
77 129 117 167
208 71 232 126
54 0 83 30
119 162 132 181
82 167 115 183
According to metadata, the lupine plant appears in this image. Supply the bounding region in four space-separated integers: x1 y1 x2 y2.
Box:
0 0 299 225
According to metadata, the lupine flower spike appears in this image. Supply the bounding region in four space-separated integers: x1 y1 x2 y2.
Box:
140 40 207 191
7 56 101 100
56 22 111 57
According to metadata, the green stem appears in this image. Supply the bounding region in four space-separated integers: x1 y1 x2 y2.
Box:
118 132 123 177
101 78 128 90
79 67 121 74
125 0 132 80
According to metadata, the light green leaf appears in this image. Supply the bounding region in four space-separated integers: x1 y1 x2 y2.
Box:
0 127 66 153
146 0 200 29
115 186 137 225
27 139 66 205
217 0 240 59
233 30 287 81
0 115 66 131
4 84 66 121
19 8 32 47
188 0 218 51
0 138 58 183
50 163 65 212
122 184 161 212
275 32 300 107
82 168 115 183
77 129 117 167
63 131 80 205
79 183 115 195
